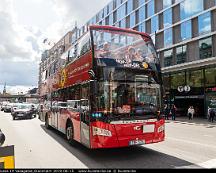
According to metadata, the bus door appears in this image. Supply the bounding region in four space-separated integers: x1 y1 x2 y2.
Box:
80 99 90 148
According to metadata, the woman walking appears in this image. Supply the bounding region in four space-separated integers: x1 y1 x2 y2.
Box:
188 106 195 120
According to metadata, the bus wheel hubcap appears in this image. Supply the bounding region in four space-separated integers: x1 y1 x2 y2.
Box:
67 127 72 140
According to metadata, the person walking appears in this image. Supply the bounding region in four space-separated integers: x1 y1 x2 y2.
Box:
164 104 169 120
171 104 177 120
188 106 195 120
209 108 215 123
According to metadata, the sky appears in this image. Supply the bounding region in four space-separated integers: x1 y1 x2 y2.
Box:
0 0 109 94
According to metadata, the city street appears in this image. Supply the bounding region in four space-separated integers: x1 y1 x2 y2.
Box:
0 111 216 169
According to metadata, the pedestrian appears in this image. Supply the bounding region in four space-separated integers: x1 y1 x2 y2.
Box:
171 104 177 120
164 104 169 120
188 106 195 120
209 108 215 123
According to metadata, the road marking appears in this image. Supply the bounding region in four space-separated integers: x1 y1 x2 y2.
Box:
198 159 216 168
167 137 216 149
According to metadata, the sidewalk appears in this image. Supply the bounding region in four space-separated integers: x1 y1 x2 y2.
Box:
165 116 216 126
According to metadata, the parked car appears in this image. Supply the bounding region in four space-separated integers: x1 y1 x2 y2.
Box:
4 103 13 113
1 101 9 111
12 104 35 120
11 103 22 116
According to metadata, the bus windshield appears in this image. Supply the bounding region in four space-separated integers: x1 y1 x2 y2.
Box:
92 29 159 71
95 70 162 120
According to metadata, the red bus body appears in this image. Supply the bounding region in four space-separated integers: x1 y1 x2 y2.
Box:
40 25 165 149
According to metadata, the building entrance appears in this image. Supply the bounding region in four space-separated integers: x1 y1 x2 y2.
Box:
175 98 205 118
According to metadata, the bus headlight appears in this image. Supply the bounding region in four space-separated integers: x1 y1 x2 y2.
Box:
92 127 112 137
158 125 165 133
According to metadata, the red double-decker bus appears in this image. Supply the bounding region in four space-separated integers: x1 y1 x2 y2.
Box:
39 25 165 149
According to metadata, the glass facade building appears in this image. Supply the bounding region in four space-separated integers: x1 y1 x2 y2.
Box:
76 0 216 118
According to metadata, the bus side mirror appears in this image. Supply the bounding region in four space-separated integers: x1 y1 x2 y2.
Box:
88 70 96 80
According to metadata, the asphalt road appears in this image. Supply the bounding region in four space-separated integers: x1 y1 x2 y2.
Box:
0 111 216 169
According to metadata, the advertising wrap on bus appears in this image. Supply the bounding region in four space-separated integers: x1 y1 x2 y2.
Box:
39 25 165 149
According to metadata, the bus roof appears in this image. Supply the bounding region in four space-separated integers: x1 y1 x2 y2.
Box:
89 25 151 39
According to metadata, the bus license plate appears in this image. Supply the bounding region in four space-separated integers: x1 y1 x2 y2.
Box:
129 140 145 146
143 124 155 133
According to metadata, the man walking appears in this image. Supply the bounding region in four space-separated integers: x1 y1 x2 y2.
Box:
209 108 215 123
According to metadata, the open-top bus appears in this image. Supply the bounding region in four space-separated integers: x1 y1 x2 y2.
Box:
40 25 165 149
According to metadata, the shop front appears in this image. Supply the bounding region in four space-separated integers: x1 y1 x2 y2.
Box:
163 66 216 118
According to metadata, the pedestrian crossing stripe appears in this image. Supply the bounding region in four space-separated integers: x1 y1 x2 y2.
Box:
0 145 15 169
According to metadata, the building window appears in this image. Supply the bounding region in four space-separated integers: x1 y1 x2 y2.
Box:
108 1 114 14
147 0 154 18
130 12 136 27
181 20 192 40
205 67 216 87
176 45 187 64
198 12 211 35
138 6 145 23
139 0 145 6
186 69 204 88
117 4 126 21
163 8 172 28
164 28 172 47
164 49 173 67
138 22 145 32
163 0 172 9
109 14 113 25
127 0 133 14
180 0 203 20
116 0 122 8
171 72 185 90
120 18 126 28
151 15 159 34
199 37 213 59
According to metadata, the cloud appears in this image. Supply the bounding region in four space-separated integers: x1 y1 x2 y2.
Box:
47 0 109 40
181 0 203 16
0 0 109 88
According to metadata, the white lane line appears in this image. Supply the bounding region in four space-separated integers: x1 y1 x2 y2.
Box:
198 159 216 168
167 137 216 149
176 159 216 168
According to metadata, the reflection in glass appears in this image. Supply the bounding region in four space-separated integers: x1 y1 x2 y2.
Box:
138 6 145 23
138 22 145 32
130 12 136 27
151 15 159 34
181 20 192 40
176 45 187 64
164 49 173 67
96 75 161 120
186 69 204 88
163 0 172 8
93 29 159 69
171 72 185 89
164 28 172 46
180 0 203 20
163 8 172 28
127 0 133 14
147 0 154 18
205 68 216 87
198 12 211 35
199 37 212 59
117 4 126 21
